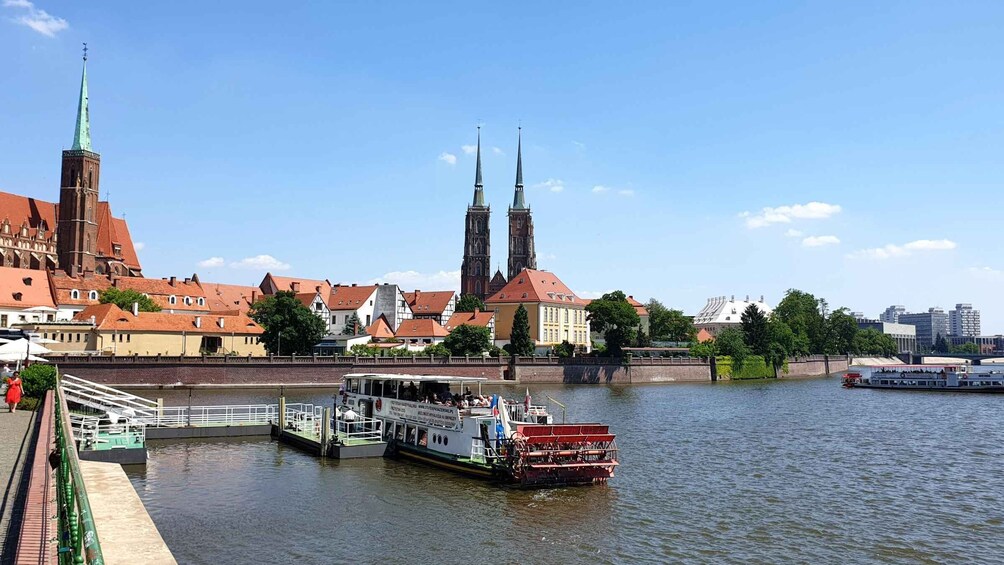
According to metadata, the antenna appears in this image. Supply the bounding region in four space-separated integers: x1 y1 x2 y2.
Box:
82 43 88 61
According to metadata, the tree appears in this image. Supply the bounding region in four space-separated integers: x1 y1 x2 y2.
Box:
443 324 492 356
689 340 717 359
634 329 652 348
772 289 824 354
343 313 365 336
455 294 487 313
554 340 575 358
100 288 161 312
952 342 980 354
349 343 380 357
934 333 950 354
20 364 56 398
509 304 535 356
822 308 859 355
740 303 769 356
586 291 640 357
422 343 451 357
765 317 796 376
647 299 696 342
851 328 898 356
249 291 327 355
716 327 750 371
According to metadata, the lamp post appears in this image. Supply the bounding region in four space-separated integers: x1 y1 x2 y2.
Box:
277 330 282 356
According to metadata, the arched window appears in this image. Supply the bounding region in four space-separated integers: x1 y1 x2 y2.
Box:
474 262 482 276
198 297 205 306
88 169 93 189
70 289 80 300
475 281 482 295
88 290 98 300
169 295 177 305
184 296 193 306
476 219 483 234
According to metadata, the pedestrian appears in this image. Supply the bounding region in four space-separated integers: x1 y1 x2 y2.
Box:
5 371 23 413
1 364 11 378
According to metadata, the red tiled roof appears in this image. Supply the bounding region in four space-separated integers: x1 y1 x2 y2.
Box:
627 296 649 317
201 282 261 314
444 310 495 331
485 269 584 306
0 267 56 309
95 202 142 270
260 273 332 297
395 318 450 338
114 277 207 311
696 328 714 342
403 290 455 316
74 303 263 335
294 292 321 308
328 285 378 311
366 315 395 339
0 191 57 236
48 272 112 306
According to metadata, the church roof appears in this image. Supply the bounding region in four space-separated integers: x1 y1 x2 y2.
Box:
403 290 455 316
0 191 57 236
95 202 141 269
472 127 485 207
512 127 526 209
485 268 584 306
72 58 92 152
0 267 56 309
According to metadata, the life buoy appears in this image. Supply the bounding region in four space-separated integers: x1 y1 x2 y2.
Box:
375 398 382 411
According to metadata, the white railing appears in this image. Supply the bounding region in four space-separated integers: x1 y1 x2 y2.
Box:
284 403 324 437
470 437 501 464
60 373 158 420
69 413 147 452
153 404 279 427
334 416 382 442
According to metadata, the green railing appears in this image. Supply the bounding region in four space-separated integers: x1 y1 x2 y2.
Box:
55 375 106 565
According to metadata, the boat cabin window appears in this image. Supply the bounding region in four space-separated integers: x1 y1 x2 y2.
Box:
395 424 405 441
384 380 398 398
406 425 417 444
362 380 371 395
371 380 383 397
418 428 428 447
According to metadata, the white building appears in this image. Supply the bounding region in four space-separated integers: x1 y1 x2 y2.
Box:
949 303 981 337
693 295 772 336
329 283 414 334
0 267 58 327
880 305 906 323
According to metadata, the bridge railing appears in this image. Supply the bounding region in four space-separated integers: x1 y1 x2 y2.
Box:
55 375 106 565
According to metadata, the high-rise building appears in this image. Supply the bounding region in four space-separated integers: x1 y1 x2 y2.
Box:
898 308 949 351
879 305 906 323
949 303 980 337
507 128 536 281
460 128 491 300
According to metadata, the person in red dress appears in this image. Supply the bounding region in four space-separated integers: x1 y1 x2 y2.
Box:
5 371 23 413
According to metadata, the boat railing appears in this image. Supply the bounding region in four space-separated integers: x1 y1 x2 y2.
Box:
152 404 279 427
335 416 382 443
285 403 324 437
470 437 502 464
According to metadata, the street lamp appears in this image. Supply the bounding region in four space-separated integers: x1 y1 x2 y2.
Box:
277 330 282 356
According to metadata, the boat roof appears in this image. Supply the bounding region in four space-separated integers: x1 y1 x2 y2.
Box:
344 373 489 383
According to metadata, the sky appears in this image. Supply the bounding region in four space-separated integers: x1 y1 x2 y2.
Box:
2 1 1003 330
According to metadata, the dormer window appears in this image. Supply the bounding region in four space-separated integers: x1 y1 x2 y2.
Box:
22 277 32 286
88 290 98 300
184 296 193 306
112 244 122 256
12 292 23 301
169 295 177 305
197 297 205 306
71 289 80 300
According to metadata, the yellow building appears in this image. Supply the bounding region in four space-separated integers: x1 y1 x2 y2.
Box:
486 269 591 353
64 303 267 356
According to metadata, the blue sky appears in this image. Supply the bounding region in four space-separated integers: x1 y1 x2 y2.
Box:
2 1 1003 330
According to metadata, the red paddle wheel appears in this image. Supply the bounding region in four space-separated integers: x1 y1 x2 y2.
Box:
504 424 619 487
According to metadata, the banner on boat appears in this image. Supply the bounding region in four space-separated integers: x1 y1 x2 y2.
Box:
384 400 460 429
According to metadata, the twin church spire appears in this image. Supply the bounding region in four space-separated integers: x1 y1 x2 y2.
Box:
461 127 537 300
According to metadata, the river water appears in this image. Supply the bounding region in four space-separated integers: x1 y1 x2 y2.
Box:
123 378 1004 564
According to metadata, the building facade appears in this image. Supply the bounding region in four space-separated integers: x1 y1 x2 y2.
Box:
403 290 456 325
949 303 980 337
879 305 906 323
486 269 591 354
460 128 491 300
857 320 917 353
693 295 772 336
898 308 949 351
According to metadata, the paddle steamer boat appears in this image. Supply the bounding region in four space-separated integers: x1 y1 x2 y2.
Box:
843 365 1004 392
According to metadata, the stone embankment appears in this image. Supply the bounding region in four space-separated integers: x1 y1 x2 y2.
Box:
45 354 849 387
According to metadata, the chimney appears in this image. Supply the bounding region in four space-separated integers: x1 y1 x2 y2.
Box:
169 276 177 286
217 317 225 329
746 294 750 301
474 307 480 316
351 283 357 287
291 281 301 293
315 285 321 293
251 290 258 303
131 302 139 316
195 316 202 329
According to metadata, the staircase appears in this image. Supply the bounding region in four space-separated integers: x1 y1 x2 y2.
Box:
60 374 158 422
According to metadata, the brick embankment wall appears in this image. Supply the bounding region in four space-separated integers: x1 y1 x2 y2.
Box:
513 358 712 384
784 355 849 378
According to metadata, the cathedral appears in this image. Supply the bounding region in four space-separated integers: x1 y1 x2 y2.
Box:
460 128 537 301
0 51 142 278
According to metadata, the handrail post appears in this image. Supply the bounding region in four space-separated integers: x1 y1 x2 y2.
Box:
278 396 286 433
320 407 331 457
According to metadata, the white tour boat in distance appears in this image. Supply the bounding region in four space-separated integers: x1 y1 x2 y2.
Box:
338 373 619 487
843 364 1004 392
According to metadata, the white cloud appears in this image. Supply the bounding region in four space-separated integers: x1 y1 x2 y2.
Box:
740 201 842 229
198 256 225 268
801 235 840 247
4 1 68 37
134 242 146 251
617 189 635 197
461 145 477 156
591 185 610 193
534 178 565 193
230 254 291 271
369 269 462 291
968 266 1004 281
438 152 457 165
576 290 614 299
784 229 804 238
572 141 586 150
492 147 504 155
847 239 957 260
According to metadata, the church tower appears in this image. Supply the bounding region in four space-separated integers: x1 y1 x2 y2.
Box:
460 128 491 300
57 47 101 276
507 128 536 280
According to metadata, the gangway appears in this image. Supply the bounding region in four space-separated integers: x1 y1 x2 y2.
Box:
60 373 159 422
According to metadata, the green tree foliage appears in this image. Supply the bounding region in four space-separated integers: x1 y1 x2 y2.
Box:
772 289 824 355
422 343 451 357
343 313 365 336
554 340 575 358
586 291 640 357
19 364 57 398
100 288 161 312
647 299 697 341
509 304 535 356
455 294 487 313
851 328 898 356
443 324 492 356
740 303 770 355
822 308 859 354
689 340 717 359
349 343 381 356
715 327 751 371
952 342 980 354
249 291 327 355
765 317 796 375
934 333 950 354
634 329 652 348
488 345 508 357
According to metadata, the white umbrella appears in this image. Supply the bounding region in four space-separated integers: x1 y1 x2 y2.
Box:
24 306 58 313
0 352 48 363
0 338 52 356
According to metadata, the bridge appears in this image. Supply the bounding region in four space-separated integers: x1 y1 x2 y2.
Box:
902 353 1004 365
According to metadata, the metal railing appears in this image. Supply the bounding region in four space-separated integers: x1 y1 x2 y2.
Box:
152 404 278 427
60 373 158 420
69 413 147 452
284 403 324 437
470 437 502 464
55 376 106 565
334 416 382 442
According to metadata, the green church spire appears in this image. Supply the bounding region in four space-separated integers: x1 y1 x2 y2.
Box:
512 127 526 209
71 44 92 152
472 126 485 207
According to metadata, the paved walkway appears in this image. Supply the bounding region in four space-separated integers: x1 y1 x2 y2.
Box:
0 410 36 563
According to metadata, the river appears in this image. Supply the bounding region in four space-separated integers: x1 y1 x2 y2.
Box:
123 378 1004 564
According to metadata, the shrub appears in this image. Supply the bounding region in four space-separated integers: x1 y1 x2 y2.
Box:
20 364 57 398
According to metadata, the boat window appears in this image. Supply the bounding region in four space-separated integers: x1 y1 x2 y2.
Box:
407 425 417 444
362 380 371 395
373 381 383 397
349 379 359 393
395 424 405 441
442 435 448 446
418 428 428 447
